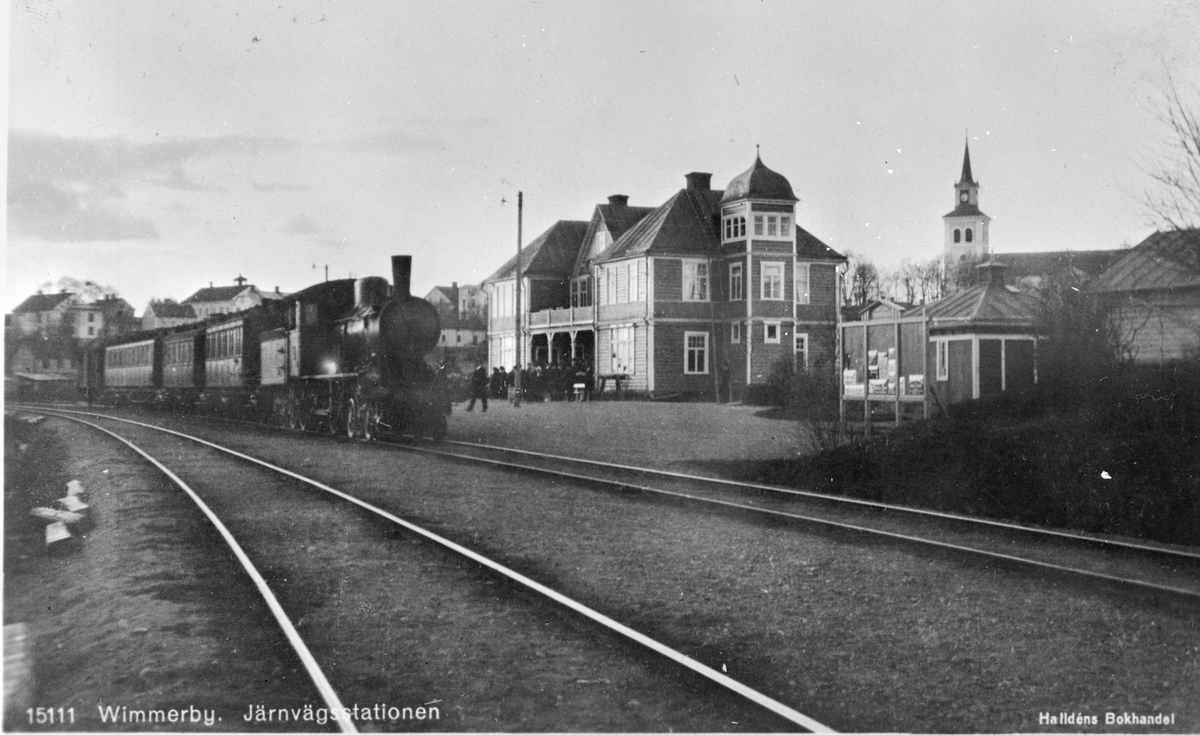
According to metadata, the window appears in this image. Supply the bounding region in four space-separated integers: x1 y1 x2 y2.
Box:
730 262 744 301
795 263 810 305
683 261 709 302
761 262 784 300
88 326 95 336
767 216 778 237
627 261 639 303
780 216 791 238
754 215 764 236
88 313 95 322
723 216 746 241
795 333 809 368
606 267 618 305
456 334 462 343
498 335 515 368
936 340 949 380
684 331 709 374
953 229 961 243
611 326 634 374
571 276 592 308
965 228 974 242
765 322 781 344
731 322 742 344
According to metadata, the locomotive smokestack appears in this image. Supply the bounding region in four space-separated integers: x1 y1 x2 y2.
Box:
391 256 412 299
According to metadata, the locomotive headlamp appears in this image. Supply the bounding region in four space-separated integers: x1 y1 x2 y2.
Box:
323 359 338 375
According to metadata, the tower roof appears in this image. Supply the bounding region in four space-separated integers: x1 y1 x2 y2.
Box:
720 154 798 204
958 139 977 187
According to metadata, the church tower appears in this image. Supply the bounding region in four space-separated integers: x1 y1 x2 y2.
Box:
943 140 990 263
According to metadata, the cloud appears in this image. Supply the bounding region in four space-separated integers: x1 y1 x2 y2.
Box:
336 130 445 156
280 213 319 235
7 129 294 242
8 178 160 242
253 180 311 193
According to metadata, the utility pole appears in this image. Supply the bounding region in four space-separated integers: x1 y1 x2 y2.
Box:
513 191 524 407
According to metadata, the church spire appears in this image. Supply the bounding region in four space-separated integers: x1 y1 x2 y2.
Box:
958 138 977 187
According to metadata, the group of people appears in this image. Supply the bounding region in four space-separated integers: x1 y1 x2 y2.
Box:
465 359 595 412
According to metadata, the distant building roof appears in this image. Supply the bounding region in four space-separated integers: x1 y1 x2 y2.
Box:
12 292 74 313
720 155 798 204
1089 229 1200 293
183 285 251 304
485 220 590 281
147 302 197 319
991 249 1125 283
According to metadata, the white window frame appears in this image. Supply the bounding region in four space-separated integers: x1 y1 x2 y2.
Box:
731 322 742 344
764 321 781 344
684 331 709 374
761 262 784 300
936 339 949 381
722 216 746 242
795 332 809 368
753 215 764 236
795 262 810 305
606 266 618 305
626 261 639 303
730 262 744 301
683 260 709 302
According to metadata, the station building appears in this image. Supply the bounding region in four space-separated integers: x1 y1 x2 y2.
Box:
483 155 847 401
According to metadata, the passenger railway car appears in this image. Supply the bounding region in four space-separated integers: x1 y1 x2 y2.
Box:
84 255 448 439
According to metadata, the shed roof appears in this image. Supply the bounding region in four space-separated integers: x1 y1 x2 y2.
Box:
992 249 1126 283
1089 229 1200 293
925 273 1041 332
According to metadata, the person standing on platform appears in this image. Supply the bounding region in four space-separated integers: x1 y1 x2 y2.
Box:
466 362 488 413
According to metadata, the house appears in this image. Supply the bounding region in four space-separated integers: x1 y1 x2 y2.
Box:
423 283 489 371
142 300 199 331
483 155 847 400
6 291 136 378
182 276 285 319
1090 228 1200 365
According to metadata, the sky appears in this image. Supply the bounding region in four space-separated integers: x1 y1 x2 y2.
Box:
7 0 1200 314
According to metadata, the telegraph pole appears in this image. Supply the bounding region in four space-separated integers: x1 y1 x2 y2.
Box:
512 191 524 407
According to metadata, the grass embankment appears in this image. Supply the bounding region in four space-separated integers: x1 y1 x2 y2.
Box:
753 372 1200 546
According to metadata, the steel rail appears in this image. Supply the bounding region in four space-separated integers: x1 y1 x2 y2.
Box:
23 407 834 733
442 439 1200 562
42 412 358 734
402 442 1200 601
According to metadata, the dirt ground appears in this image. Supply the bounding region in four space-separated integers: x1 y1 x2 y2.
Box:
447 399 810 474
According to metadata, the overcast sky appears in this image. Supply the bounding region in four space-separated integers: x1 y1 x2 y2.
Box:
7 0 1200 314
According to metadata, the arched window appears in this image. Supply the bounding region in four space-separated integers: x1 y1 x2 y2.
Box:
965 228 973 242
953 229 961 243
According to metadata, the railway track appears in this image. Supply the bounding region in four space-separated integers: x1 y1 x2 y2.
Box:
397 438 1200 602
16 407 833 732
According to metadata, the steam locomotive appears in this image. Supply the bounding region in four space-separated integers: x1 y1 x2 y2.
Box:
84 256 449 439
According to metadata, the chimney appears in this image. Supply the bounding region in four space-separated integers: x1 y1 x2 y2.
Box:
607 194 629 207
275 286 281 294
392 255 412 299
452 281 458 290
685 172 712 191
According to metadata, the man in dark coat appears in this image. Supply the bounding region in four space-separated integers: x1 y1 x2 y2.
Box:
466 362 488 412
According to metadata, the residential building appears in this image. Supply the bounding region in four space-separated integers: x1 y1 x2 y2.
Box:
182 276 285 319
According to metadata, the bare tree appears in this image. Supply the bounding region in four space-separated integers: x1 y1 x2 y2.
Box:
916 258 946 303
845 255 880 306
1143 72 1200 230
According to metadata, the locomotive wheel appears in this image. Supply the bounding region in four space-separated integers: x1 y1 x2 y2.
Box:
346 399 360 438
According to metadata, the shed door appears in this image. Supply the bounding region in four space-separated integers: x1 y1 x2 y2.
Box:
1005 340 1036 394
979 339 1002 398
